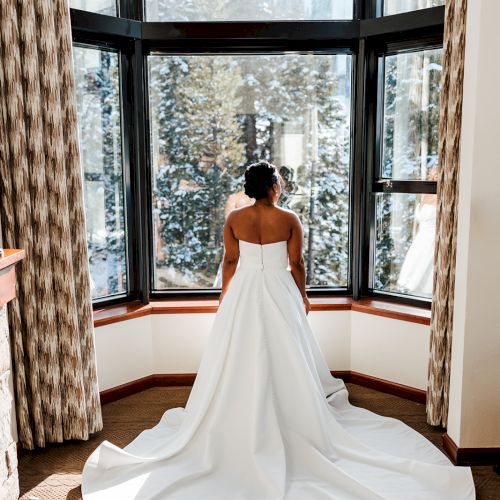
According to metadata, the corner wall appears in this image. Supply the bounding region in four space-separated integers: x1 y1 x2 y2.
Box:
447 0 500 449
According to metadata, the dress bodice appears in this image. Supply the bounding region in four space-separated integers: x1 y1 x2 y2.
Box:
238 240 289 271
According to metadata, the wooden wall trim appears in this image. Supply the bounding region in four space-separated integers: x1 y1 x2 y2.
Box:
99 374 154 404
352 298 431 325
100 370 425 406
442 433 459 463
94 297 430 328
99 373 200 405
443 433 500 466
347 371 426 403
151 300 219 315
93 301 151 327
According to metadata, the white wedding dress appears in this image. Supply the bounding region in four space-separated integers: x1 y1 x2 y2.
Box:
397 203 437 298
82 239 475 499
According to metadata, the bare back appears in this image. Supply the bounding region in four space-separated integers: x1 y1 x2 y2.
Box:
229 205 292 244
223 204 304 268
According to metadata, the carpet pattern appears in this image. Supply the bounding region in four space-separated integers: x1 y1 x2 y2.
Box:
18 384 500 499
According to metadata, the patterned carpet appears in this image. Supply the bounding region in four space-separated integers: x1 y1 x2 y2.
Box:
18 383 499 499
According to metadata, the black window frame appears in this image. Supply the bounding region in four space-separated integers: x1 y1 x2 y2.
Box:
69 0 445 309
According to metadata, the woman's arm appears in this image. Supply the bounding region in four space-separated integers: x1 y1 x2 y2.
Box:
219 212 240 304
287 212 311 315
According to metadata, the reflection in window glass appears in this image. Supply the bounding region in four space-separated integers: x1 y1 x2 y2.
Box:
73 46 127 299
374 192 436 298
69 0 117 16
146 0 352 21
149 54 352 289
381 48 442 180
384 0 444 16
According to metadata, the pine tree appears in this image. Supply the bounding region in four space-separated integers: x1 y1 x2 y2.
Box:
150 56 245 288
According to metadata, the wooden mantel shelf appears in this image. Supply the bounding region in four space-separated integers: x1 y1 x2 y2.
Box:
0 249 25 271
0 249 25 307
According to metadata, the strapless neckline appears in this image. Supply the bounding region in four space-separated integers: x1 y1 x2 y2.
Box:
238 239 288 246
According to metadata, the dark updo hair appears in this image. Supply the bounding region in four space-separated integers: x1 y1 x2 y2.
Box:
244 160 279 200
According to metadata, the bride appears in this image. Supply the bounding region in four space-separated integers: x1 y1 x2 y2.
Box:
82 161 475 499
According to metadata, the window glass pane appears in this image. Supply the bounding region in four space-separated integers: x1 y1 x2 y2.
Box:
381 48 442 180
373 192 436 298
146 0 353 21
73 46 127 299
149 54 352 290
69 0 117 16
384 0 444 16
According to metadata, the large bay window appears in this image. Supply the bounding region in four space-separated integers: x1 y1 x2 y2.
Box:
70 1 445 307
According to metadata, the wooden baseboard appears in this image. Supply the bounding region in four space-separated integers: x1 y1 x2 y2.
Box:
99 374 199 405
152 373 197 387
331 370 351 382
100 370 425 406
443 433 500 466
100 375 156 405
346 371 426 404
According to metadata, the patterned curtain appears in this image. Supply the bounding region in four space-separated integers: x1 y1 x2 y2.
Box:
0 0 102 449
427 0 468 427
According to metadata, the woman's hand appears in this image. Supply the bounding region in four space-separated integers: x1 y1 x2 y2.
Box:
219 291 226 306
302 295 311 315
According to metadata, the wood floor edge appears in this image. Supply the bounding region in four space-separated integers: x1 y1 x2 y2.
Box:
443 433 500 466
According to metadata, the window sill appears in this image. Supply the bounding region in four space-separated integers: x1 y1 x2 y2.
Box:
93 296 430 328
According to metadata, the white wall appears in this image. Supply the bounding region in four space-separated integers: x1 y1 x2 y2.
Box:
94 316 153 391
152 314 216 374
351 312 430 390
447 0 500 449
94 310 429 392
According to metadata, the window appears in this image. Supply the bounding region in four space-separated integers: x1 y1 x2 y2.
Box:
371 48 442 299
69 1 445 306
145 0 353 21
383 0 444 16
73 46 128 299
69 0 118 16
149 54 352 290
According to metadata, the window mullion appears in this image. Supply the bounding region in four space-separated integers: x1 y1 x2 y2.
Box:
351 38 367 300
130 39 151 304
359 40 379 299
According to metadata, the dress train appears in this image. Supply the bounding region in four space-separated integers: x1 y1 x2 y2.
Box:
82 240 475 499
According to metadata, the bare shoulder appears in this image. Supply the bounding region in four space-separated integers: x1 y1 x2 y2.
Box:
228 205 252 219
278 206 301 226
225 205 251 227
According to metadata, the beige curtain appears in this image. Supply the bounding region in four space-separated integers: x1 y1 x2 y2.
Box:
427 0 468 427
0 0 102 449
